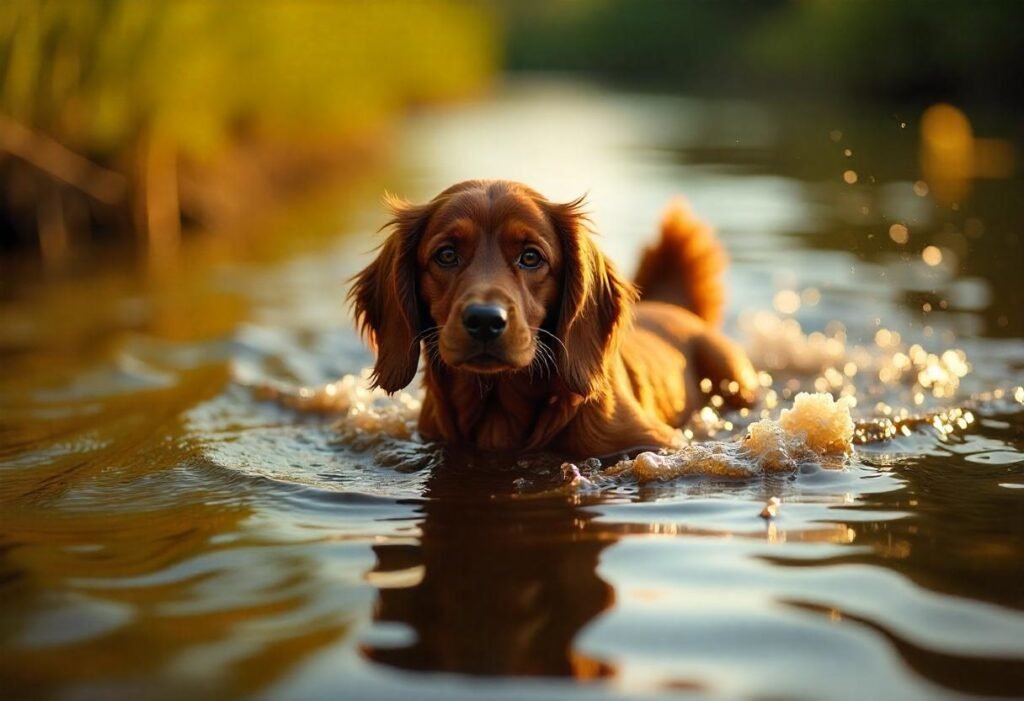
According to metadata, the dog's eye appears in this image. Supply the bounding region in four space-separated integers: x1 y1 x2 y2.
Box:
434 245 459 268
517 247 544 269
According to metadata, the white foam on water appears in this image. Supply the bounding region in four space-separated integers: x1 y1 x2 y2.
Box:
594 392 854 483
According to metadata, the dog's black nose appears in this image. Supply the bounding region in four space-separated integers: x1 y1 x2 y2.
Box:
462 303 508 341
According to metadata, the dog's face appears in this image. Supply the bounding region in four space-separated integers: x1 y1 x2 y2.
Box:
351 180 634 398
416 186 562 373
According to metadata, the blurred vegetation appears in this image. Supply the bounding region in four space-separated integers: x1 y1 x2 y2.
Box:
503 0 1024 104
0 0 494 257
504 1 777 89
4 0 1023 258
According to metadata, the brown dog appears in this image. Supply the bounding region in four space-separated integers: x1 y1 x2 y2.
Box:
350 180 757 456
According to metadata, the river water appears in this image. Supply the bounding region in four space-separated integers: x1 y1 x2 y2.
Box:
2 80 1023 700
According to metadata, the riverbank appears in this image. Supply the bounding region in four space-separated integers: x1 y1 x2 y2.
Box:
0 0 496 260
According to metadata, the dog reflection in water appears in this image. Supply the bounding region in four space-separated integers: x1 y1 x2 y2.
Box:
361 451 615 678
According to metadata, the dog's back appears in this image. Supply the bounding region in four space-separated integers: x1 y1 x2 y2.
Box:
619 199 756 430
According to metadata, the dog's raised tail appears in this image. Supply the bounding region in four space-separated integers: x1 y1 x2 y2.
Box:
633 198 727 325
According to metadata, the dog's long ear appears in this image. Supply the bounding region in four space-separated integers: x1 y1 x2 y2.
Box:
349 195 438 393
543 196 638 400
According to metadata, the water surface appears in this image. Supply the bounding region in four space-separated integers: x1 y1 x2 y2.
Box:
2 80 1024 700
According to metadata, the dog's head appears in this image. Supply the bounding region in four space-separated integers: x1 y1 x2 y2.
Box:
350 180 635 398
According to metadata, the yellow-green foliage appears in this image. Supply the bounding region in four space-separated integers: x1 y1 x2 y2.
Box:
0 0 496 163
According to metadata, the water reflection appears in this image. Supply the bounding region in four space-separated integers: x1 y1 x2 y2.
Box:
820 419 1024 611
363 454 616 678
787 600 1024 697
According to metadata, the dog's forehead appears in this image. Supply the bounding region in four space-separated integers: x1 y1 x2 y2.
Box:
432 188 550 234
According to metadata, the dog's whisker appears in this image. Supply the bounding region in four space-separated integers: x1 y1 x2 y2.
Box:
531 329 560 379
536 345 551 379
533 328 566 378
420 331 444 376
410 325 443 356
533 342 550 379
430 343 444 375
532 327 568 357
543 344 557 377
412 326 440 345
415 326 446 377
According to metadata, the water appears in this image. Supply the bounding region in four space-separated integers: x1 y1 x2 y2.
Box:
2 79 1024 700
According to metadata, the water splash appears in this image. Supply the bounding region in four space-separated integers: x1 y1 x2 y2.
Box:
590 392 854 483
247 369 421 449
239 315 1022 487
